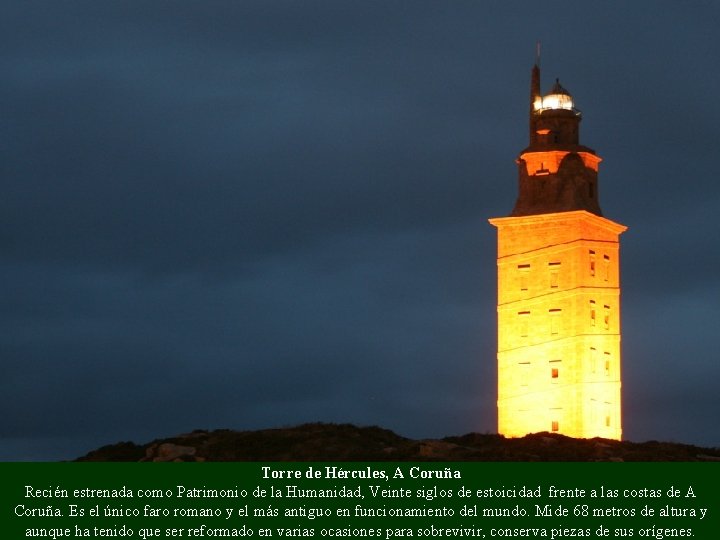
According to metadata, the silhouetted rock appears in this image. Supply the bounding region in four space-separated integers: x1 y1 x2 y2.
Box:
75 423 720 462
143 442 198 462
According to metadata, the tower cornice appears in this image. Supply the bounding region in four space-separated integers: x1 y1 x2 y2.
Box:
490 210 627 234
489 210 627 259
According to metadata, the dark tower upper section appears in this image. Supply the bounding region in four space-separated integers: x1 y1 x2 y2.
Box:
511 64 603 217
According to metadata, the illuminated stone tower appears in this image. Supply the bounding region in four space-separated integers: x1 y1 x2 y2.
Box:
489 64 626 440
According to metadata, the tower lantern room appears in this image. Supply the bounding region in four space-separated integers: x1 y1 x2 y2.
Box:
489 62 626 440
532 79 579 146
515 66 602 218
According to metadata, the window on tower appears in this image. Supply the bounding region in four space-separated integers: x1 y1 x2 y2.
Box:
549 308 562 335
518 311 530 337
604 402 612 427
590 300 596 327
518 264 530 291
590 398 598 425
590 347 597 373
603 305 610 330
519 361 530 387
550 360 561 381
589 250 596 276
604 352 611 376
551 421 559 432
603 255 610 281
549 262 560 288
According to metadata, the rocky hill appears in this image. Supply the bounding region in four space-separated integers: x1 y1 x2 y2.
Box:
76 423 720 462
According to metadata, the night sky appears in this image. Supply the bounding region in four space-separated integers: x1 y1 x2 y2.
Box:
2 1 719 460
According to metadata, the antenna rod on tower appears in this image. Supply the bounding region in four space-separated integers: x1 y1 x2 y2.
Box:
529 43 542 144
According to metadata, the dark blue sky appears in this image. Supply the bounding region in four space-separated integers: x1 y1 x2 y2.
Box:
2 1 719 460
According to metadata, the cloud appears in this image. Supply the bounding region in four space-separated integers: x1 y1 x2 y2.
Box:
1 1 719 459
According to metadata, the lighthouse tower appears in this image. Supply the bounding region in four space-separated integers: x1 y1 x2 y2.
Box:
489 64 626 440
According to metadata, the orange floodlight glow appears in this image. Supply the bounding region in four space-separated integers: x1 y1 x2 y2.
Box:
520 151 601 176
489 63 625 441
489 212 625 440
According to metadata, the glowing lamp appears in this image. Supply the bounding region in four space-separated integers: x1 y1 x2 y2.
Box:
533 79 575 112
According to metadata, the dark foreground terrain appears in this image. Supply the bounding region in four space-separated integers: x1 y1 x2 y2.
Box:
76 423 720 462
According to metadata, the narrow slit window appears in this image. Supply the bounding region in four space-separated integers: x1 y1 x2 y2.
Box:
518 264 530 291
590 347 597 373
589 250 596 276
590 398 598 425
518 311 530 338
604 403 612 428
519 361 530 387
549 261 560 288
549 308 562 335
550 359 561 381
603 305 610 330
551 421 559 432
603 254 610 281
590 300 596 327
604 352 611 376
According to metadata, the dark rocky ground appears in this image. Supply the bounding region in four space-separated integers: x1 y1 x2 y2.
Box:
76 423 720 462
